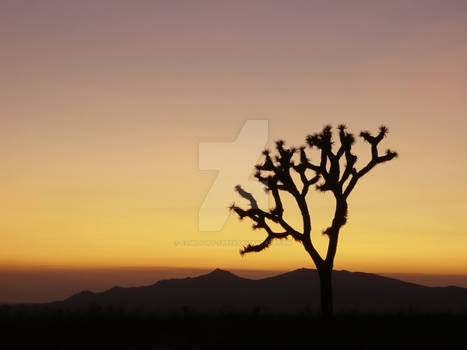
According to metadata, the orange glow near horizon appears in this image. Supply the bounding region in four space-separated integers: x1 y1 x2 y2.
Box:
1 1 467 276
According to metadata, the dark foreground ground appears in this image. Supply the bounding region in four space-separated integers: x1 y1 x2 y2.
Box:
1 307 466 349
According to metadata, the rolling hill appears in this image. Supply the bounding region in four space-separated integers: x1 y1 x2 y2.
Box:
44 268 467 314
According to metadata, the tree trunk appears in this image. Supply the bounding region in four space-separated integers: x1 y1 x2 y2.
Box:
318 266 333 317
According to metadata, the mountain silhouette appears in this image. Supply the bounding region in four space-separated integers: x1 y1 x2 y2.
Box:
45 268 467 314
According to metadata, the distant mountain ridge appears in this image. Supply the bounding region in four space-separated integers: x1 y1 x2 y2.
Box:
42 268 467 314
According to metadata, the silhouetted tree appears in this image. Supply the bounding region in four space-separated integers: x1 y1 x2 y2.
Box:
230 125 397 316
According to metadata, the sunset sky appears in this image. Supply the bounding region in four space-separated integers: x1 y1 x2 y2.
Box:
1 0 467 285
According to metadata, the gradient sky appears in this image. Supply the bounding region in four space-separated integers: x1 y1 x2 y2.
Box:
1 0 467 276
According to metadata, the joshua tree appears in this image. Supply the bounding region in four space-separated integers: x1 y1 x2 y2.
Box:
230 125 397 316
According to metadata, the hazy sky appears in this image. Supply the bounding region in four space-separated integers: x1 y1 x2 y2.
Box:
1 0 467 274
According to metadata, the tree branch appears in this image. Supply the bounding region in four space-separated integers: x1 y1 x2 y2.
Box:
343 126 398 198
231 182 303 255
